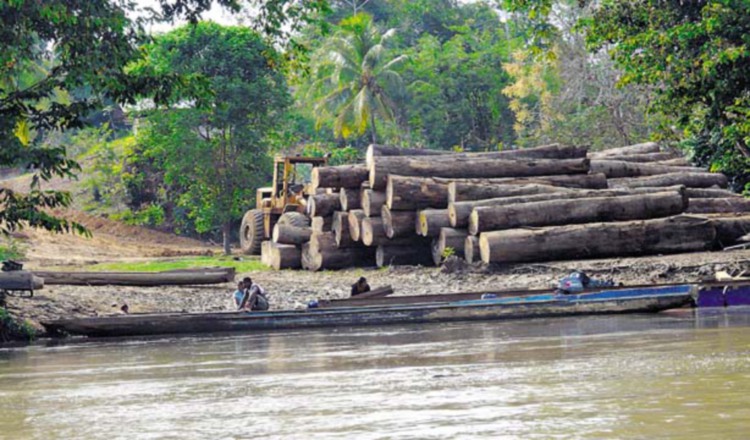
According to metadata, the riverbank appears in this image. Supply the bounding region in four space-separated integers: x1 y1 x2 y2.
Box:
4 248 750 341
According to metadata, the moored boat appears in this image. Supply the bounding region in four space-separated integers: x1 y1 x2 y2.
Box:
42 284 695 338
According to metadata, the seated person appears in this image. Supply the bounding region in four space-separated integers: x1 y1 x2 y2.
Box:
351 277 371 297
233 281 246 310
240 277 270 311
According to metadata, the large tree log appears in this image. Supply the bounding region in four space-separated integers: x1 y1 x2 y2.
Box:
469 191 687 235
590 160 703 178
710 215 750 247
272 224 311 245
36 269 235 286
309 231 337 254
366 143 586 168
449 186 687 228
657 158 691 167
332 211 358 247
307 193 341 217
479 215 715 264
589 142 660 158
339 187 362 211
589 152 677 163
377 244 434 267
261 240 273 266
369 157 590 189
464 236 480 264
386 175 451 210
381 206 417 238
347 209 366 241
686 198 750 214
265 243 301 270
311 164 368 190
361 217 426 246
686 188 741 199
416 209 452 237
609 172 729 189
431 228 468 266
362 189 386 217
311 216 333 233
0 271 44 290
448 182 571 204
302 243 376 271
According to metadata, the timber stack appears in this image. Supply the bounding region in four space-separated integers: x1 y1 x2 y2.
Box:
260 141 750 270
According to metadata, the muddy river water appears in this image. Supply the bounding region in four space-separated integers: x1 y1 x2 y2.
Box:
1 309 750 439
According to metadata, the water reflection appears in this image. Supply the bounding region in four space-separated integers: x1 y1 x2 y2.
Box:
1 310 750 439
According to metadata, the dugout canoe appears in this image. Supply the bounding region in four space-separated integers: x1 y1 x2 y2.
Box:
42 285 694 338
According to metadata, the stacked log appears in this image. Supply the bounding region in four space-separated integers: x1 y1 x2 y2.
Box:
307 193 341 218
464 236 480 264
265 243 302 270
431 228 468 265
272 224 312 245
347 210 367 242
311 164 368 191
381 206 416 238
362 189 386 217
377 244 434 267
340 187 361 211
416 209 452 237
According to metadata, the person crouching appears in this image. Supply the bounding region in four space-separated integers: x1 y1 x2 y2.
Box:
240 277 270 311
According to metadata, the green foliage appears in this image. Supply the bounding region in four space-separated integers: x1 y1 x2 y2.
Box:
86 256 269 272
441 246 456 259
0 238 25 261
301 144 361 165
0 307 36 343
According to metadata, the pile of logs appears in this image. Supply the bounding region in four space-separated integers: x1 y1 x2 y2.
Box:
261 142 750 270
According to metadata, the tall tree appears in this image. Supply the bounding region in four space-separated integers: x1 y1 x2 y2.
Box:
308 13 407 142
130 22 290 254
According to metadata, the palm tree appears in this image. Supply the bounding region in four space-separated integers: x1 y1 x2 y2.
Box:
309 13 407 143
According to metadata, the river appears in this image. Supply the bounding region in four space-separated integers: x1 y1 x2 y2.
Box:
1 309 750 439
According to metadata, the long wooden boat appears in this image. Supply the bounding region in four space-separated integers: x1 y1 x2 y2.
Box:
42 285 695 338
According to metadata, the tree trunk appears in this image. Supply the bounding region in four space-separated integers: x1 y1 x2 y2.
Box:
272 224 312 245
340 187 362 211
590 160 703 178
608 172 729 189
464 236 480 264
311 216 333 233
222 222 231 255
361 217 427 246
657 158 691 167
686 198 750 214
589 142 660 158
416 209 452 237
301 242 376 271
386 175 451 210
377 244 434 267
0 271 44 290
264 243 301 270
431 228 468 265
588 152 677 163
710 215 750 247
469 191 687 234
369 157 590 190
381 206 417 238
309 231 337 254
479 215 715 264
448 182 571 204
332 211 358 247
347 209 366 242
35 269 235 286
311 164 368 190
361 189 386 217
449 186 687 228
686 188 741 198
307 193 341 218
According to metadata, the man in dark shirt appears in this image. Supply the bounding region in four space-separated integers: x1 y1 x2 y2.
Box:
351 277 371 297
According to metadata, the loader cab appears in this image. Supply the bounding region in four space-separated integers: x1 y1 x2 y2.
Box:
270 156 327 212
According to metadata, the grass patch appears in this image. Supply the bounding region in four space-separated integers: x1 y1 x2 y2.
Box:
0 238 25 261
85 256 269 273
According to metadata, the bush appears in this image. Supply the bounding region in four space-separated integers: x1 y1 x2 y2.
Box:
0 307 36 342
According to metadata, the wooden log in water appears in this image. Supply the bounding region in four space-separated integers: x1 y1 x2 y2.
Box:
468 191 687 235
340 187 362 211
416 209 452 237
376 244 434 267
381 206 417 238
608 172 728 189
36 269 235 286
369 157 590 189
362 189 386 217
311 164 368 190
265 243 301 270
307 193 341 218
272 224 312 245
589 142 660 158
590 160 703 178
347 209 366 242
464 236 480 264
431 228 468 266
479 215 715 264
448 186 687 229
686 198 750 214
0 271 44 290
311 216 333 233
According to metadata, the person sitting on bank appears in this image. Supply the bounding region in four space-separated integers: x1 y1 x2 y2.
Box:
351 277 371 297
232 281 246 310
240 277 270 311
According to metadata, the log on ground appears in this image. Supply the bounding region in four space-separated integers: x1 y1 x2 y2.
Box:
431 228 468 266
311 164 368 190
36 270 235 286
711 216 750 247
362 189 386 217
468 191 687 234
377 244 434 267
417 209 452 237
479 215 716 264
590 160 703 178
381 206 417 238
307 193 341 218
685 188 741 198
0 271 44 290
369 157 590 190
265 243 302 270
272 224 312 245
686 198 750 214
347 209 366 241
608 172 728 189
